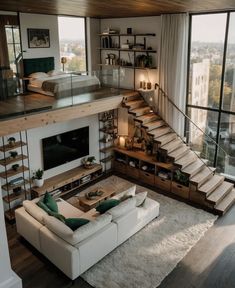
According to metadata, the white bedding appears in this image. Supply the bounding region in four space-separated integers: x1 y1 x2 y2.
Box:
28 73 100 98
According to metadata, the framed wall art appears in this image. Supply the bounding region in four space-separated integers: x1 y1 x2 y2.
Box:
27 28 50 48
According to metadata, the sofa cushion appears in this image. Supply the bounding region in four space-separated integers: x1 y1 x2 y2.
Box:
135 191 148 207
96 199 120 214
106 197 136 220
44 213 112 245
23 200 48 224
57 199 84 219
112 185 136 201
43 192 58 213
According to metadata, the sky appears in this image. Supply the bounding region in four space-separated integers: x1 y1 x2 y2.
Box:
192 13 235 44
58 17 85 41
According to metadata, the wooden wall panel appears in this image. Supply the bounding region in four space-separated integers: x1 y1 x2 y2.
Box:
0 96 123 137
0 0 235 18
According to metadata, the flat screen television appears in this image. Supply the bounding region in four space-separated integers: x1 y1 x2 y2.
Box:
42 126 89 170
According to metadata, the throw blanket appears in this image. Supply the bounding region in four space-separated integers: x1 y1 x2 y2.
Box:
41 77 71 94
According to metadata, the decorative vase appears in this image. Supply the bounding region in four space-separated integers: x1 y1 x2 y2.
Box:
34 179 44 187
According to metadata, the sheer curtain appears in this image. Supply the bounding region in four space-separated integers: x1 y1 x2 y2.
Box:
157 13 189 137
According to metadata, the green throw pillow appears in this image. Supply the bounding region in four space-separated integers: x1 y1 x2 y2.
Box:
37 200 52 213
48 211 66 223
43 192 58 213
65 218 90 231
96 199 120 214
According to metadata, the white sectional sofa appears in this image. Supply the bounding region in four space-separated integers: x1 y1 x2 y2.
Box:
15 187 160 280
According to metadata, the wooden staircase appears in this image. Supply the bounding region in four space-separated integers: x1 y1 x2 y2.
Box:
122 91 235 215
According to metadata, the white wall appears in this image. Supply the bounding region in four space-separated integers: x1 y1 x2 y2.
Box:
100 16 161 89
87 18 100 71
19 13 61 70
27 115 99 179
0 184 22 288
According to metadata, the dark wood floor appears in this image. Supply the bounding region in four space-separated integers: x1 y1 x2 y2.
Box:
6 198 235 288
0 87 121 120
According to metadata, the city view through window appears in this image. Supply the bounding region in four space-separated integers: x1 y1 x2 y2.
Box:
58 17 86 72
187 13 235 179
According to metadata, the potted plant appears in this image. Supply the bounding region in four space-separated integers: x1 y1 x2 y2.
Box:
82 156 96 169
174 169 189 187
8 137 16 147
12 164 19 171
33 169 44 187
9 151 18 158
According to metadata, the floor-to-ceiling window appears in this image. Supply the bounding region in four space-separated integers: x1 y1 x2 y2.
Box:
58 16 86 72
187 12 235 180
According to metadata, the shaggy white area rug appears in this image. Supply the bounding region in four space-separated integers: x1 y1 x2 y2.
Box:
80 176 217 288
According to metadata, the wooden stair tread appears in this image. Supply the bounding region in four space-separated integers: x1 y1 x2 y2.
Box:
130 106 151 116
207 182 234 205
174 151 197 169
190 166 215 187
149 127 172 138
160 138 182 153
154 132 177 145
143 120 165 131
122 91 140 101
215 189 235 215
125 99 145 109
134 113 160 124
168 144 190 161
181 159 205 177
198 174 225 196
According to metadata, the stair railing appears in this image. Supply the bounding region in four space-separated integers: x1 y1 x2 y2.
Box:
154 83 231 174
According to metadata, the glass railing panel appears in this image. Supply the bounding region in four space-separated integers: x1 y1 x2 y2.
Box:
0 69 122 121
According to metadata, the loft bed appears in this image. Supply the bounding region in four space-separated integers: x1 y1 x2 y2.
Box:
23 57 100 99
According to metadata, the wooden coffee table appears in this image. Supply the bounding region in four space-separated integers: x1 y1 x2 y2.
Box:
79 186 116 211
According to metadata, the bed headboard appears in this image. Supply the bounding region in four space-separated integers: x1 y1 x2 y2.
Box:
23 57 55 76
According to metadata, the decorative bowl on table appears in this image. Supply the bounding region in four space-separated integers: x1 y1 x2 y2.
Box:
85 189 104 200
82 156 96 169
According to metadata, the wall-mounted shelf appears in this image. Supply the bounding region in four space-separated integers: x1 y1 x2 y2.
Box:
0 165 29 179
0 132 31 222
98 48 157 53
0 154 28 166
98 64 157 70
98 110 117 173
3 190 30 204
0 141 26 152
98 33 156 37
98 32 157 89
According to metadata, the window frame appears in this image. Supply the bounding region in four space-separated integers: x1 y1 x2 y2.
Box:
186 11 235 172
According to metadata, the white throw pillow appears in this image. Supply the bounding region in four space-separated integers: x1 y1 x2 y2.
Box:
23 200 48 224
47 70 65 76
112 185 136 201
135 191 148 207
28 72 49 79
107 197 136 220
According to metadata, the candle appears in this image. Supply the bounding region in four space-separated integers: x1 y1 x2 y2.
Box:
119 136 126 148
143 81 146 90
147 82 152 90
140 81 143 89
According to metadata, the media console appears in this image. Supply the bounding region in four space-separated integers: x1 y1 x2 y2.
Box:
31 164 102 198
